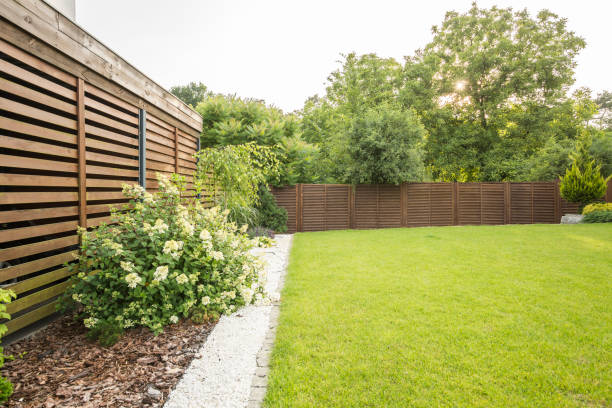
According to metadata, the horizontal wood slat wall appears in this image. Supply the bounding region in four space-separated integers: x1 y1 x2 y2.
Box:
272 180 611 233
1 37 202 335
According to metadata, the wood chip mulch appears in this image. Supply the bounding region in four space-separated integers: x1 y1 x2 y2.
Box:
1 315 215 408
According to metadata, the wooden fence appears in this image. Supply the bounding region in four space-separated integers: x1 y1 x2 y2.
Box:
0 0 203 335
272 180 612 233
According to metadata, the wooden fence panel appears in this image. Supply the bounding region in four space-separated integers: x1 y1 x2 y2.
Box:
457 183 482 225
510 183 533 224
84 84 139 225
271 186 297 233
533 183 556 224
430 183 454 226
0 36 202 335
325 185 351 230
1 40 80 333
301 184 326 232
405 183 430 227
354 185 378 229
273 181 610 233
378 185 401 229
482 183 505 225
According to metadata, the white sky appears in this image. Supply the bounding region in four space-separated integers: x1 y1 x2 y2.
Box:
76 0 611 113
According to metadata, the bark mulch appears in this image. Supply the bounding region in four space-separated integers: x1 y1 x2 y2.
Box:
1 315 214 408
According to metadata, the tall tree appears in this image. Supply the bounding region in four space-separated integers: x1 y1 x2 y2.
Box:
346 105 425 184
402 4 586 181
170 81 209 108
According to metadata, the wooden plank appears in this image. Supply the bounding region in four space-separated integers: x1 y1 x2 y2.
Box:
0 77 77 114
0 19 202 136
0 206 79 223
0 191 78 205
86 191 125 201
84 83 138 114
147 160 175 173
0 37 76 86
6 280 70 314
86 137 139 156
0 96 77 129
0 58 75 100
0 235 79 262
86 150 138 167
146 139 175 156
87 203 117 214
0 173 77 187
84 95 138 125
87 215 113 227
84 109 138 135
146 131 175 149
147 114 174 132
85 123 138 146
0 252 75 282
0 0 201 131
0 134 77 158
0 116 76 145
86 164 138 178
85 178 125 188
5 301 57 334
5 266 73 295
0 220 78 243
146 149 175 165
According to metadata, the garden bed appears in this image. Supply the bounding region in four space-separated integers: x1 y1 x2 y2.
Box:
2 315 214 407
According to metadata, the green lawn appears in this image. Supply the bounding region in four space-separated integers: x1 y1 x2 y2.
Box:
264 224 612 407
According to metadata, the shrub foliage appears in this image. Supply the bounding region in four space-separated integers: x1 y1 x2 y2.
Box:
60 174 268 341
0 288 15 403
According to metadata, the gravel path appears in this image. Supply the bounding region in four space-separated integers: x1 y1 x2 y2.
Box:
164 234 293 408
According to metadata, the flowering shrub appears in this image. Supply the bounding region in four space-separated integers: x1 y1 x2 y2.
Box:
60 174 267 341
582 202 612 215
0 288 16 403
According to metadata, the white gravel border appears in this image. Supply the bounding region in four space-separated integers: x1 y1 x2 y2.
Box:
164 234 293 408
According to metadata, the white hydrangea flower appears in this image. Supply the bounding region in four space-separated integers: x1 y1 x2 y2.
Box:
201 296 210 305
199 229 211 241
120 261 135 272
211 251 224 261
151 218 169 234
163 240 184 259
83 317 98 328
154 265 169 281
125 272 142 288
176 273 189 285
170 315 179 324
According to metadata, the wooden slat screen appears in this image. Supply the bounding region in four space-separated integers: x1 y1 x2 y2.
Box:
272 181 611 233
1 38 202 335
1 38 80 333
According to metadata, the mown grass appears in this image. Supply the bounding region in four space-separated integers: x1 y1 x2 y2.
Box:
264 224 612 407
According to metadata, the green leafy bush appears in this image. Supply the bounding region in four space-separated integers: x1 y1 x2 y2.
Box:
194 143 281 226
254 186 287 233
60 174 268 343
582 210 612 223
560 137 610 208
582 202 612 215
0 288 16 403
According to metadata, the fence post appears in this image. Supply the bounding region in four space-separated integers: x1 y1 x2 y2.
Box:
453 182 458 225
297 184 303 232
503 182 509 224
400 182 407 227
350 185 356 229
76 78 87 229
554 179 560 222
138 109 147 188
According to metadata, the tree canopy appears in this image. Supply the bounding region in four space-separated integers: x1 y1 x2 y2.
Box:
180 3 611 187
